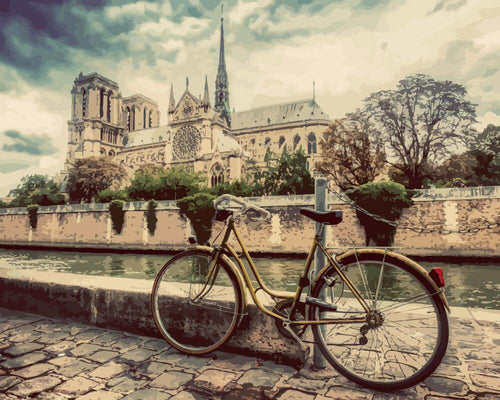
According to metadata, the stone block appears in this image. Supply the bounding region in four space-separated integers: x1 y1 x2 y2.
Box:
1 351 48 369
89 362 127 379
237 368 281 388
8 376 62 397
3 342 45 357
11 362 54 378
150 371 193 390
194 369 237 391
54 376 98 397
122 389 172 400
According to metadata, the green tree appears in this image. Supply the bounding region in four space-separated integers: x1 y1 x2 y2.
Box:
9 174 65 207
126 167 204 201
66 157 126 203
210 178 256 197
253 148 314 195
316 111 386 190
363 74 477 188
468 124 500 185
95 188 129 203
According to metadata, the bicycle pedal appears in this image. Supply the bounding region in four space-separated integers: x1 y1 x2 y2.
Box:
305 296 337 312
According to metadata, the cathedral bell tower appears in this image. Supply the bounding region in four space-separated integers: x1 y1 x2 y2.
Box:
214 6 231 126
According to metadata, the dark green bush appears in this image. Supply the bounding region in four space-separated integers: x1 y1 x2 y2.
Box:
27 204 38 229
145 200 158 235
96 188 129 203
109 200 125 234
346 181 413 246
177 192 216 245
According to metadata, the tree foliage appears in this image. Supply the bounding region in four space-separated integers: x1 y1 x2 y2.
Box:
362 74 477 188
253 148 314 195
316 111 386 190
127 166 204 201
9 174 65 207
95 188 129 203
67 157 126 203
210 178 255 197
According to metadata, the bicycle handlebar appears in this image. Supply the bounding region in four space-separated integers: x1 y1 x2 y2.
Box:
214 194 271 221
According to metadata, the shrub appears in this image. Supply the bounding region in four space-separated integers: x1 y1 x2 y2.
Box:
346 181 413 246
96 188 129 203
177 192 216 245
145 199 158 235
109 200 125 234
27 204 38 229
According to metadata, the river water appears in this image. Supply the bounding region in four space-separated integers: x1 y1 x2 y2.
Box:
0 248 498 310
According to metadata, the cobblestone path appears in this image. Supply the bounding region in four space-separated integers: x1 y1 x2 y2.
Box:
0 307 498 399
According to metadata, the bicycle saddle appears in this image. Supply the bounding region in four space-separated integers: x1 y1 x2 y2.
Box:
300 208 343 225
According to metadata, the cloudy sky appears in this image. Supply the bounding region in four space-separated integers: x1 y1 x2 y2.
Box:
0 0 499 197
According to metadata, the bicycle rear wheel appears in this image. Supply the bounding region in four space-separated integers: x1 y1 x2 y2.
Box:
151 249 243 355
309 251 449 391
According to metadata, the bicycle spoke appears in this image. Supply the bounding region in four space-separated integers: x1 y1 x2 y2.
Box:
378 292 438 313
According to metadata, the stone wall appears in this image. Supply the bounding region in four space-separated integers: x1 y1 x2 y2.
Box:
0 192 499 257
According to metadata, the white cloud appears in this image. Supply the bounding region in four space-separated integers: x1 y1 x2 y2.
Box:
229 0 273 26
476 112 500 131
138 16 210 37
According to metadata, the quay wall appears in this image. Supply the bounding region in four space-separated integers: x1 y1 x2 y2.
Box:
0 189 499 257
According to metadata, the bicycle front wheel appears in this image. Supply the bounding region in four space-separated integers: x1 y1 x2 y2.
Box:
151 249 243 355
309 251 449 391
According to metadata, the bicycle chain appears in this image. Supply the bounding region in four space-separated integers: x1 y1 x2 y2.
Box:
326 187 499 234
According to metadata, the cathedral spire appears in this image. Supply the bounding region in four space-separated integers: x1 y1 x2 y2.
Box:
214 4 230 125
202 75 211 108
168 83 175 113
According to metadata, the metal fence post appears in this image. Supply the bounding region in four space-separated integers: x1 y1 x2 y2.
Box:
313 177 327 368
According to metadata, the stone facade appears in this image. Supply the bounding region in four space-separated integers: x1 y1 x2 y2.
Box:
62 16 330 187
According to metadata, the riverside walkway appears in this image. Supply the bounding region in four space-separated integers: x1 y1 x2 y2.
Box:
0 307 498 400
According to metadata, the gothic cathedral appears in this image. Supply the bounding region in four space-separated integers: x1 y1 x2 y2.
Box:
64 14 331 187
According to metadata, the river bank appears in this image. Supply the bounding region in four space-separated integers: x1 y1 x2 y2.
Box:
0 190 499 258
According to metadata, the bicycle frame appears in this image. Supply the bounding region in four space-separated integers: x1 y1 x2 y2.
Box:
209 216 368 326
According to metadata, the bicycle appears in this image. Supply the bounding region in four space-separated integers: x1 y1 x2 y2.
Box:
151 194 450 391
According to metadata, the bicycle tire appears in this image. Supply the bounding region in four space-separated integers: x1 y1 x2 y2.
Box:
151 248 244 355
308 251 449 391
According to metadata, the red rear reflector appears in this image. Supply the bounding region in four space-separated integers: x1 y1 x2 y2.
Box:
429 268 445 287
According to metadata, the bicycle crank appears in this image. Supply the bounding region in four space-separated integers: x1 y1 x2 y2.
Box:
273 298 307 340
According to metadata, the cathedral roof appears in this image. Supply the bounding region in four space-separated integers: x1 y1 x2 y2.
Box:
124 126 169 148
231 99 330 131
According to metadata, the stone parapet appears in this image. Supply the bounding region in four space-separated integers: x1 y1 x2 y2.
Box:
0 267 305 366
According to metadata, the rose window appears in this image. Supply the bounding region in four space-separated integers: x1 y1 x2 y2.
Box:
172 125 201 159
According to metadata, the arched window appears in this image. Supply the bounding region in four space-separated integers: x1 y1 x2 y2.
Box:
149 110 153 128
99 89 105 118
100 128 104 141
143 107 147 129
131 107 136 131
308 133 317 154
293 134 301 150
278 136 285 148
82 89 87 117
126 107 131 132
107 91 113 122
210 163 224 187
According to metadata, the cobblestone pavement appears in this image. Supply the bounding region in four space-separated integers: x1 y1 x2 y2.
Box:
0 307 498 399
